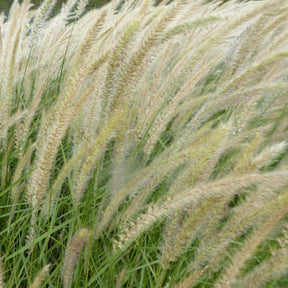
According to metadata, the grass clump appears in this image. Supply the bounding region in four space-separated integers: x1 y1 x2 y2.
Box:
0 0 288 287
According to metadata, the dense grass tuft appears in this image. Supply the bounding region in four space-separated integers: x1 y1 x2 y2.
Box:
0 0 288 287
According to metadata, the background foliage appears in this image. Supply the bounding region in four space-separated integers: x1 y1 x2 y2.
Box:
0 0 258 15
0 0 111 15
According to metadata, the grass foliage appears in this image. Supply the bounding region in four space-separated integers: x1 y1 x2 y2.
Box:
0 0 288 287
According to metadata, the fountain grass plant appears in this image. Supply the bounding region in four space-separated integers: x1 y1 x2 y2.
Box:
0 0 288 287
